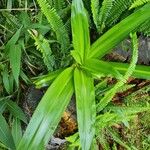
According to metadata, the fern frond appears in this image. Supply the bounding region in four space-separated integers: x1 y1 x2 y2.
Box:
139 19 150 36
97 32 138 112
53 0 66 13
98 0 113 33
36 0 70 53
91 0 100 29
106 0 134 26
130 0 150 9
29 30 55 71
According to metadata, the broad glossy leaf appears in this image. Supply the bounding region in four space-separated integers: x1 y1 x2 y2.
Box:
71 0 90 62
17 67 74 149
74 68 96 150
6 100 27 124
12 118 22 147
109 62 150 80
89 3 150 58
0 114 15 150
83 58 122 79
9 44 22 86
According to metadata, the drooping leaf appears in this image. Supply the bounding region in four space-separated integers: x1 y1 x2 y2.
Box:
6 100 27 124
71 0 90 62
17 67 74 149
9 44 22 86
89 3 150 59
0 114 15 150
74 68 96 150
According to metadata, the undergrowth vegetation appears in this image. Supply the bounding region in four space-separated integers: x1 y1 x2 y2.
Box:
0 0 150 150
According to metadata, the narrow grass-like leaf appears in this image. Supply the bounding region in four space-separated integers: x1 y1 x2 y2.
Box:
107 128 131 150
109 62 150 80
9 44 22 86
71 0 90 62
83 58 122 79
5 26 22 52
2 66 11 94
17 67 74 149
6 100 27 124
89 3 150 58
0 114 15 150
74 68 96 150
12 118 22 147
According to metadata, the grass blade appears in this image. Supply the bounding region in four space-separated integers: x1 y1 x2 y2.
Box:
74 68 96 150
6 100 27 124
17 67 74 149
0 114 15 150
9 44 22 86
12 118 22 147
89 3 150 58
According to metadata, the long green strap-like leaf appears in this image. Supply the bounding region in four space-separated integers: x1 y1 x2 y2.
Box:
88 3 150 59
9 44 22 86
109 62 150 80
17 67 74 149
0 114 16 150
71 0 90 62
74 68 96 150
83 58 122 79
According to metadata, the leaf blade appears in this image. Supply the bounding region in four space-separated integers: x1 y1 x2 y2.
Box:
17 67 74 149
89 3 150 58
9 44 22 86
71 0 90 62
74 68 96 150
0 114 15 150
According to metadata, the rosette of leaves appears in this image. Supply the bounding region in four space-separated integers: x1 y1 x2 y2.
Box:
1 0 150 150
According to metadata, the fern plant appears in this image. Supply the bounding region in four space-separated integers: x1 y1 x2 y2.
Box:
0 0 150 150
91 0 150 36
